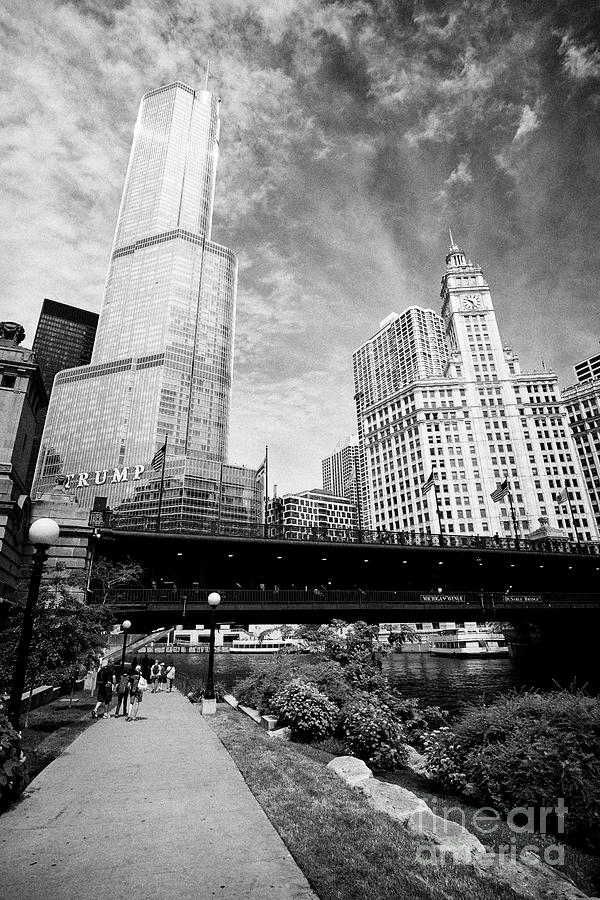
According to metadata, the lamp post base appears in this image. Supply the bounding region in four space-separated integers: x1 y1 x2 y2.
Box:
201 697 217 715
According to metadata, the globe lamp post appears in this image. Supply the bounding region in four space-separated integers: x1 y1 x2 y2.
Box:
201 592 221 715
8 518 60 730
120 619 132 675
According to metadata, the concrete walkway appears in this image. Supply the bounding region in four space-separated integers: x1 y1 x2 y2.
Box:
0 690 316 899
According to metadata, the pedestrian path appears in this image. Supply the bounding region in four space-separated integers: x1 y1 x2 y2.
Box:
0 689 316 900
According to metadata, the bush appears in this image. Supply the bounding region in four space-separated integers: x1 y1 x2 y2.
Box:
0 713 27 810
234 657 350 713
342 697 407 770
387 697 449 752
425 690 600 850
271 679 339 742
186 681 227 704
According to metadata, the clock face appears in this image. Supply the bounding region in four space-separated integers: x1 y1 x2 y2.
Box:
461 294 482 310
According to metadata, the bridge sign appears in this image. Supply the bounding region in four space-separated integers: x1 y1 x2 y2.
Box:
420 594 466 604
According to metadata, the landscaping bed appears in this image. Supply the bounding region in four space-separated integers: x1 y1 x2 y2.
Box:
210 705 523 900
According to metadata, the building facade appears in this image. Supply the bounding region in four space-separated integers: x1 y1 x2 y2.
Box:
33 82 260 526
32 299 98 398
561 354 600 533
0 322 48 601
322 435 361 506
353 239 598 541
268 488 357 539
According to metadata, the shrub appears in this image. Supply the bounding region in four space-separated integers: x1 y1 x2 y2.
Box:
425 690 600 850
271 679 339 742
0 713 27 810
234 658 305 713
342 697 407 770
186 681 227 704
387 697 449 752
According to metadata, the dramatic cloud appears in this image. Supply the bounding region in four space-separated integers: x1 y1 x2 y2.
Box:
1 0 599 492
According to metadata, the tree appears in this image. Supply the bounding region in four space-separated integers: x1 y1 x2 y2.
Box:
0 565 114 694
89 555 144 603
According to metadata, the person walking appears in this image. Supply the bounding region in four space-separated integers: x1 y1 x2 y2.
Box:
165 663 175 692
92 664 115 719
127 666 148 721
158 662 166 691
150 660 161 692
115 669 129 718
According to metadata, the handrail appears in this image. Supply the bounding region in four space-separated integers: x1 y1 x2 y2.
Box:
92 588 600 610
93 512 600 558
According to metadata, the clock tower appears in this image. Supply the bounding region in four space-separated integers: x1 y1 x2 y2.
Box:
439 231 510 382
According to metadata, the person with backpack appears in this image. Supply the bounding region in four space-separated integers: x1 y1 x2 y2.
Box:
165 663 175 692
91 664 115 719
150 660 161 693
127 665 148 721
115 669 130 718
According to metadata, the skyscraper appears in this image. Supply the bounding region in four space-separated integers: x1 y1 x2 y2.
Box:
322 435 361 506
561 351 600 533
34 82 260 526
353 239 598 541
32 299 98 398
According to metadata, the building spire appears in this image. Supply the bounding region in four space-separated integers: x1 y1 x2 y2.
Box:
448 227 457 250
204 60 210 91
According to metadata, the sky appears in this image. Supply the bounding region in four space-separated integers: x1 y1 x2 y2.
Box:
1 0 599 494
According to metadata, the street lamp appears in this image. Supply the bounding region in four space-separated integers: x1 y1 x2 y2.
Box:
201 591 221 715
120 619 132 674
8 517 60 730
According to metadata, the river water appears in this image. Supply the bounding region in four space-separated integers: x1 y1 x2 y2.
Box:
157 646 599 716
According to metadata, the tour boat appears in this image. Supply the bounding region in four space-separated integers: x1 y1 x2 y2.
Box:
430 627 509 657
229 639 302 654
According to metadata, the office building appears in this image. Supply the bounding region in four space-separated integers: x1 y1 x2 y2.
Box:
561 352 600 532
322 435 361 506
32 299 98 397
34 82 260 526
353 238 598 541
0 322 47 601
268 488 357 539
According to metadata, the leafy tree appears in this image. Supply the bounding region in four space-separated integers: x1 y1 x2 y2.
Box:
89 555 144 603
0 565 114 693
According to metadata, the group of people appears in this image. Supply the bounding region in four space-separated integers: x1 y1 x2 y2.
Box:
149 660 176 692
92 659 176 721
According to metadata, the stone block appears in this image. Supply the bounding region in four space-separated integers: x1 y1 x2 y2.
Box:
260 715 279 731
327 756 373 786
268 727 291 741
238 705 262 724
223 694 239 708
361 780 430 824
405 745 429 777
405 807 485 863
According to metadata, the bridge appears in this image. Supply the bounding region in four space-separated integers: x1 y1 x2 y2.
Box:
91 518 600 629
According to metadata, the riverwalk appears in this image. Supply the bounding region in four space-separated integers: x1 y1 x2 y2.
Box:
0 690 316 900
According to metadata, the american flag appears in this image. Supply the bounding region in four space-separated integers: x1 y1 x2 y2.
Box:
490 478 510 503
555 487 569 506
421 471 436 495
151 443 166 473
255 457 266 482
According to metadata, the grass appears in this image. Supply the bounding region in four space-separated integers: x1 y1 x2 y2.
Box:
209 706 523 900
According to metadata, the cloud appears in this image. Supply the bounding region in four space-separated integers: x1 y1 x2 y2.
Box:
513 103 542 142
559 32 600 82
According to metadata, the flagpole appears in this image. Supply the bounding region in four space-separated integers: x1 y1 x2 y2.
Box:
217 462 224 534
433 481 444 546
565 487 582 545
507 484 520 548
156 433 167 533
263 445 269 539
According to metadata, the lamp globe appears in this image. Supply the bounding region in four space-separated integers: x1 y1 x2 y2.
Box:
28 518 60 547
207 591 221 607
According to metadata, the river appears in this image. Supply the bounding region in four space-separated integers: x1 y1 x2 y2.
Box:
150 645 599 716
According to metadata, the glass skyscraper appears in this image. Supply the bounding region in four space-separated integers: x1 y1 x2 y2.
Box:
34 82 260 527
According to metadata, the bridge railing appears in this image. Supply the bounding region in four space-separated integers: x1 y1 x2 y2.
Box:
92 588 600 611
97 511 600 557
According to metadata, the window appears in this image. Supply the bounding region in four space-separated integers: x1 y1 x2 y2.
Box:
1 374 16 388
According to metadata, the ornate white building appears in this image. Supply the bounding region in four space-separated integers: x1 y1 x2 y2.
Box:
353 238 598 541
561 353 600 534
